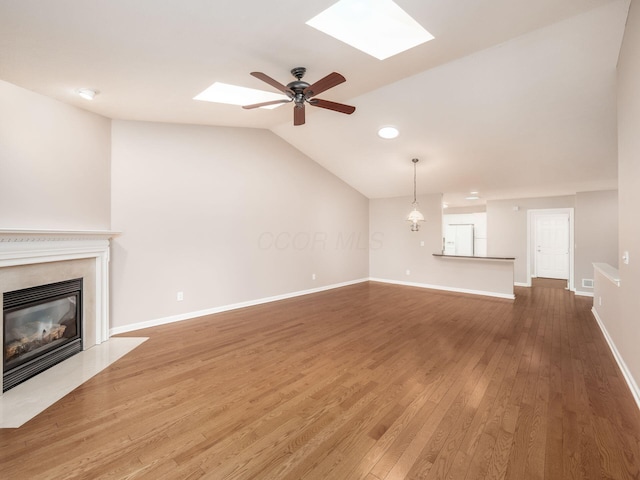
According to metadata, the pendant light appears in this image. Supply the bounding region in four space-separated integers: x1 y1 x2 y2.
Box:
407 158 425 231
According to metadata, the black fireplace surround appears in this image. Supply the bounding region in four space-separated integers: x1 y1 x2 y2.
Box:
3 278 83 392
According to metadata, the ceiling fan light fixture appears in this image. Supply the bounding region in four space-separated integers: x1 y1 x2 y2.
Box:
306 0 434 60
378 126 399 139
194 82 287 109
243 68 355 126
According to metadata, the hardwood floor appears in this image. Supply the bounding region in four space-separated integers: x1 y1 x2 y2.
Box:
1 281 639 479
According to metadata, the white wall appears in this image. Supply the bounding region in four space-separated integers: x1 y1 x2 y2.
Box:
444 206 486 215
608 0 640 401
0 80 111 230
370 194 514 298
110 120 369 330
486 195 575 284
574 190 618 293
370 194 443 282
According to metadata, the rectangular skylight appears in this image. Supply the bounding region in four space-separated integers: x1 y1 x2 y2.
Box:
306 0 434 60
193 82 287 109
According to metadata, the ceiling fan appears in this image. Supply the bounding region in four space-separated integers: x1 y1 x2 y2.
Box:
242 67 356 126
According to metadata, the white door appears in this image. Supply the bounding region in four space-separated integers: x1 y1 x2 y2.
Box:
535 214 569 279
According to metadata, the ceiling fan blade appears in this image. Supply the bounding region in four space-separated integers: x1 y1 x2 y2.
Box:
250 72 293 95
242 99 291 109
294 104 305 126
303 72 346 97
309 98 356 115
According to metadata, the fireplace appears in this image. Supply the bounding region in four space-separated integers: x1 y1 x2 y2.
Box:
3 278 83 392
0 229 114 394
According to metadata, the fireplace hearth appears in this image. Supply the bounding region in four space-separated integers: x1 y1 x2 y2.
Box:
3 278 83 392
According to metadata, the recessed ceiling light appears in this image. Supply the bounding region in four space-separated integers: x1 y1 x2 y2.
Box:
378 126 399 139
465 195 480 200
194 82 288 109
469 191 479 195
77 88 96 100
306 0 434 60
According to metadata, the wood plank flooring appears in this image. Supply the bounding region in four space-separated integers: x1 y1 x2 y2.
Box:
1 280 639 479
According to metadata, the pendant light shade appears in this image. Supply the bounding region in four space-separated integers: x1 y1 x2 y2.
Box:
407 158 425 231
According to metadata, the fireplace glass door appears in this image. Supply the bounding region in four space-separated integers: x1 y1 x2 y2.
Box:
3 278 82 391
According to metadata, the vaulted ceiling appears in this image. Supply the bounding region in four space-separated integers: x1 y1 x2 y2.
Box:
0 0 628 205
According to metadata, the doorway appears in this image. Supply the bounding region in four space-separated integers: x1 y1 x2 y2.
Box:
527 208 574 290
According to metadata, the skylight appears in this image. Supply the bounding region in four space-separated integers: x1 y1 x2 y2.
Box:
306 0 434 60
193 82 287 109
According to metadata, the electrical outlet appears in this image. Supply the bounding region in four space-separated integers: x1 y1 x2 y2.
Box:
177 291 184 301
599 296 602 306
405 269 411 276
420 241 425 247
312 273 316 280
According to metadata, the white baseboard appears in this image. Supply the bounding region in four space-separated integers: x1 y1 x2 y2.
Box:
514 282 531 287
574 290 594 297
110 278 369 335
591 307 640 411
369 277 515 300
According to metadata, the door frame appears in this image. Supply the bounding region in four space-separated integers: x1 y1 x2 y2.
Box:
526 208 574 290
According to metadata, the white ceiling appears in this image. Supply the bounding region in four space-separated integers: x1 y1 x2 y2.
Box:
0 0 629 205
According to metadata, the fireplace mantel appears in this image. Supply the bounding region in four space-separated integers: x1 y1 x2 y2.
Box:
0 229 119 393
0 228 117 243
0 230 118 265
